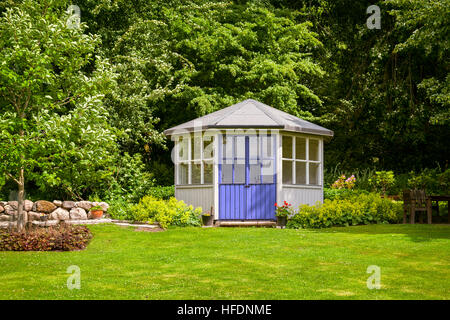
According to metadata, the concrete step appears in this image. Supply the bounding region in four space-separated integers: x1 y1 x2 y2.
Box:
215 220 276 228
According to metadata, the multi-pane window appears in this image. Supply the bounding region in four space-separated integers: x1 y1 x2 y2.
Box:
220 134 275 184
176 134 214 185
282 135 321 186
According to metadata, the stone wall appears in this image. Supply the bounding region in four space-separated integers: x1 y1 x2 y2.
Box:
0 200 109 222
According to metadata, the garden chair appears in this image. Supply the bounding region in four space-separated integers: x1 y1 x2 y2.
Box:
403 189 428 224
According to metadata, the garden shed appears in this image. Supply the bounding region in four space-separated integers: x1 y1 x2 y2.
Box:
164 99 333 221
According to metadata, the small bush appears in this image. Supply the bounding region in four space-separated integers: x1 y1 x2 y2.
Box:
0 224 93 251
107 198 134 220
131 196 202 228
147 185 175 200
287 193 403 229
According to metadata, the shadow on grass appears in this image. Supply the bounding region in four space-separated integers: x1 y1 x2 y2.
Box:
311 224 450 243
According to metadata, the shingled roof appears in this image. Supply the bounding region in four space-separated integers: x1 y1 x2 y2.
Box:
163 99 333 137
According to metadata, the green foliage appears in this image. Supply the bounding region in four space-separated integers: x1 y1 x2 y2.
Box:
323 188 369 201
275 201 293 217
107 152 155 203
147 185 175 200
369 171 396 196
107 198 134 221
408 168 450 195
131 196 202 228
287 193 403 229
0 0 119 200
324 165 376 191
0 224 93 251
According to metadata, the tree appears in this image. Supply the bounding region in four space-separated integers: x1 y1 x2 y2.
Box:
0 0 118 230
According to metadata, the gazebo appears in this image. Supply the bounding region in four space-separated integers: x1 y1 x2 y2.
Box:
164 99 333 221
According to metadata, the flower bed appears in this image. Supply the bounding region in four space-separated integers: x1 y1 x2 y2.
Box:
0 224 93 251
287 193 403 229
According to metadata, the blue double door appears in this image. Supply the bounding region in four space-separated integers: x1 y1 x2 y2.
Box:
219 134 276 220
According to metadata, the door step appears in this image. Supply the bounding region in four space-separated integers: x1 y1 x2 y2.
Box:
215 220 276 228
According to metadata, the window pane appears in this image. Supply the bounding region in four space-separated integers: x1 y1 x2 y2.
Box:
261 135 272 158
178 163 188 184
249 164 260 184
192 162 201 184
221 164 233 183
249 136 259 159
309 163 320 185
295 137 306 160
295 162 306 185
203 135 214 159
282 160 293 184
222 135 233 159
204 161 213 184
309 139 319 161
261 159 274 184
234 164 245 184
191 135 201 160
178 136 188 161
235 136 245 159
282 136 292 158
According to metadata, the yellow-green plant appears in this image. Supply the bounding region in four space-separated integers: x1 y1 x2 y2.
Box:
287 193 402 229
131 196 202 228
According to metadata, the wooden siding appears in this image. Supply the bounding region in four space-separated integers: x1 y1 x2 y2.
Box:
175 186 215 214
219 184 276 220
281 185 323 207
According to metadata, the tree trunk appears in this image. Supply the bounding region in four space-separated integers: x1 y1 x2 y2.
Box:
16 168 27 232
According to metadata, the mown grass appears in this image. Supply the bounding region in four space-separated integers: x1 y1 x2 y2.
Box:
0 224 449 299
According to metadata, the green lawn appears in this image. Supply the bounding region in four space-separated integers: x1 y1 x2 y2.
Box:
0 224 449 299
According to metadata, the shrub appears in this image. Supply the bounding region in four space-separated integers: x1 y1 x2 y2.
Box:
287 193 403 229
324 188 369 200
147 185 175 200
108 152 156 203
131 196 202 228
107 197 134 220
369 171 395 196
324 165 376 191
331 174 356 189
0 224 93 251
408 168 450 195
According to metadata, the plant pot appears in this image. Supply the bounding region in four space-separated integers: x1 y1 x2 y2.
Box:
202 215 214 226
277 216 287 228
39 215 48 222
90 210 104 219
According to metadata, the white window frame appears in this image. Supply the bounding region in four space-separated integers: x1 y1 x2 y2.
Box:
281 134 322 186
175 133 214 185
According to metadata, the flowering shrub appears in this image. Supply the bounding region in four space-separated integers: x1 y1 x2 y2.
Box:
0 225 93 251
287 193 403 229
131 196 202 228
331 175 356 189
369 171 395 196
275 201 293 217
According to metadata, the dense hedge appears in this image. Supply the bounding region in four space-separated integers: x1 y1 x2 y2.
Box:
0 225 93 251
131 196 202 228
287 193 403 229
